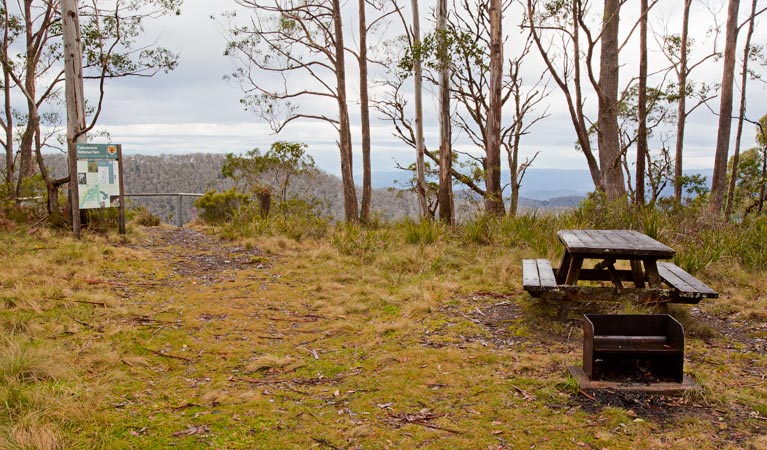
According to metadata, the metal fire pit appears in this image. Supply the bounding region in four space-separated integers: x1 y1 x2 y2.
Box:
568 314 698 393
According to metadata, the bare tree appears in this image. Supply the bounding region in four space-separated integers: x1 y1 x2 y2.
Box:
62 0 85 235
485 0 503 215
596 0 625 200
635 0 648 205
725 0 761 217
358 0 372 223
1 0 180 227
710 0 740 214
436 0 453 223
655 0 720 201
526 0 604 193
410 0 429 219
225 0 359 222
0 2 17 191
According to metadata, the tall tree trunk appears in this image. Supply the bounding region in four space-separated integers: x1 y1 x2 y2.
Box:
725 0 757 218
597 0 626 200
411 0 429 219
358 0 371 223
16 1 39 197
34 126 65 227
572 0 604 193
673 0 692 200
485 0 504 216
710 0 740 214
436 0 453 224
332 0 358 222
2 3 13 191
62 0 86 237
635 0 648 206
507 120 523 217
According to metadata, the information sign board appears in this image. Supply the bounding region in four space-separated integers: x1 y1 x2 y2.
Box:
76 143 122 209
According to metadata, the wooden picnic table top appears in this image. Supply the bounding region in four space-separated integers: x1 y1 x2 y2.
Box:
557 229 675 259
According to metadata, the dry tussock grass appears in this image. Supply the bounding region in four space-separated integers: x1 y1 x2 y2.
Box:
0 222 765 448
0 413 63 450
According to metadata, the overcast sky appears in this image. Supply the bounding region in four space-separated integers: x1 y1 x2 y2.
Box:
87 0 766 177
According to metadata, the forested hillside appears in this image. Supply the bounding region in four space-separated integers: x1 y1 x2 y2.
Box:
45 154 421 223
44 153 581 224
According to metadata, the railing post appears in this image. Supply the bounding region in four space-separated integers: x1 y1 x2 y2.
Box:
176 195 183 227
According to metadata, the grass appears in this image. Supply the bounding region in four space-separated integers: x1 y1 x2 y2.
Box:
0 212 765 448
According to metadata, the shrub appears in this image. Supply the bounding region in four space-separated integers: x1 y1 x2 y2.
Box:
222 198 330 241
194 188 250 225
131 206 161 227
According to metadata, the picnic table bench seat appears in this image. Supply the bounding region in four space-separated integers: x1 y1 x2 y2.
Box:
656 262 718 303
522 258 718 305
522 259 558 295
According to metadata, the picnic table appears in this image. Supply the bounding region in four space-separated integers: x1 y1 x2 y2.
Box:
523 230 718 314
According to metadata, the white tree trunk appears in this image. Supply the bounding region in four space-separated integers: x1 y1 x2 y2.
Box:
62 0 87 237
411 0 429 219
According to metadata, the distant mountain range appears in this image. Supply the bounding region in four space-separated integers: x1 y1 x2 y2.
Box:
44 153 713 224
362 168 714 201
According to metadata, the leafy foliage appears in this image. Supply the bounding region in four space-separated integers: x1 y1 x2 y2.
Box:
194 188 250 225
222 141 316 207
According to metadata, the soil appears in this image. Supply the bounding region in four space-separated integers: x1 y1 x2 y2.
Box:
127 227 268 285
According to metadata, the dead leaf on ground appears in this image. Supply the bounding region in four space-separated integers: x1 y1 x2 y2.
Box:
171 424 210 437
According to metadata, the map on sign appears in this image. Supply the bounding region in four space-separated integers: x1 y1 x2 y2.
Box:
76 144 121 209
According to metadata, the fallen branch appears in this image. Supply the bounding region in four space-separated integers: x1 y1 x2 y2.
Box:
387 411 464 435
140 346 194 362
578 389 596 401
82 278 160 288
74 300 107 307
312 437 342 450
266 314 323 323
231 375 340 386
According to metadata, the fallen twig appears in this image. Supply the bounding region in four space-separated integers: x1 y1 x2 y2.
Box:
141 346 194 362
266 314 323 323
311 437 342 450
579 389 596 401
46 298 107 307
387 411 464 435
232 375 340 386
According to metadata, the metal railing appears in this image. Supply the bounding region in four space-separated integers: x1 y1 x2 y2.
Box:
124 193 204 227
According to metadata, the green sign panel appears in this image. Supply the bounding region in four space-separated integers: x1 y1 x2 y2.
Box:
76 143 122 209
76 143 119 160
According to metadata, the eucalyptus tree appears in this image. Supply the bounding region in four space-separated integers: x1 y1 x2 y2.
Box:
0 0 182 223
527 0 650 200
381 0 548 217
725 0 764 217
224 0 359 222
711 0 741 214
436 0 453 223
657 0 720 201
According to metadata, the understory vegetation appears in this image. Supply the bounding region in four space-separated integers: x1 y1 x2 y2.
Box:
0 198 765 449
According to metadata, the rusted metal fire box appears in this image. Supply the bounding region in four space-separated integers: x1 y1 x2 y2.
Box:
583 314 684 383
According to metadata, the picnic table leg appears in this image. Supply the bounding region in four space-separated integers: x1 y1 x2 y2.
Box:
643 259 661 288
556 252 572 284
557 256 583 320
643 258 669 313
564 256 583 285
630 260 645 288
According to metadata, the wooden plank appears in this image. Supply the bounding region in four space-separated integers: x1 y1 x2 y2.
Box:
630 260 645 288
657 262 718 297
537 285 676 303
557 229 675 258
536 259 558 287
556 252 572 284
565 256 583 285
522 259 541 288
